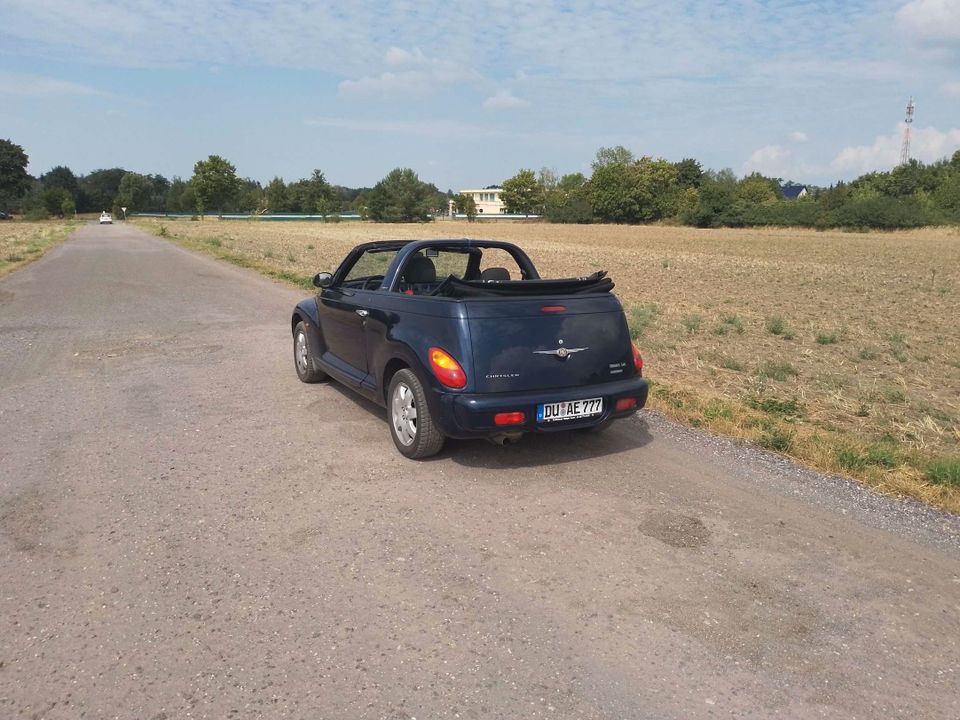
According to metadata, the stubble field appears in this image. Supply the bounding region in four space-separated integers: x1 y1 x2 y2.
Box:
133 218 960 511
0 220 79 278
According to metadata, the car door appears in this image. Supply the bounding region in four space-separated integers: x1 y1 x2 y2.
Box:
315 248 398 384
317 286 370 384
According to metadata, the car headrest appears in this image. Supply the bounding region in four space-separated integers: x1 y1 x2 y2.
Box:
480 267 511 282
403 255 436 284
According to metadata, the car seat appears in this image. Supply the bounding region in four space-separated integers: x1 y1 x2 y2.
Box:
400 255 437 294
480 267 511 282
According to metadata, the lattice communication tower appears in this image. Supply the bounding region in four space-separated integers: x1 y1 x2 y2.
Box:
899 97 915 166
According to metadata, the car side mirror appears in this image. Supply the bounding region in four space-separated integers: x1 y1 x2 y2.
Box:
313 272 334 288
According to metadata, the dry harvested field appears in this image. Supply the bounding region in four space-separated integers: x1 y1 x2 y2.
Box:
0 220 79 278
134 218 960 510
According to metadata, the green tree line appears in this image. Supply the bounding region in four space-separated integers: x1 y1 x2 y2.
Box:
2 137 959 228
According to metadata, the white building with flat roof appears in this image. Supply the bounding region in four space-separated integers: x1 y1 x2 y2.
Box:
450 188 507 216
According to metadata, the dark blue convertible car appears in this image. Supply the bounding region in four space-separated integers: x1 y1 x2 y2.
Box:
291 239 648 458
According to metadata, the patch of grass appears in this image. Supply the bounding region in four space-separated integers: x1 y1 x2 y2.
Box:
758 421 794 452
815 330 839 345
702 399 734 421
205 237 222 248
757 360 800 382
5 253 24 262
865 444 898 468
881 386 907 404
287 253 298 263
816 374 849 391
628 303 659 339
858 346 880 361
746 396 803 417
712 313 746 336
889 332 908 362
765 315 794 338
836 443 899 471
719 356 744 371
836 446 867 471
681 313 703 334
925 457 960 487
653 384 685 409
306 243 315 250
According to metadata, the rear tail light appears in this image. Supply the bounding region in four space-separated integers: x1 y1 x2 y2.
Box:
541 305 566 313
615 397 638 412
428 347 467 389
631 342 644 375
494 411 525 425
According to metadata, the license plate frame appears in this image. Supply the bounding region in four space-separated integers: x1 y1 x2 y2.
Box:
537 397 603 423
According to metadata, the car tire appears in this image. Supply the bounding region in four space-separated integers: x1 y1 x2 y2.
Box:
388 369 445 459
293 320 327 383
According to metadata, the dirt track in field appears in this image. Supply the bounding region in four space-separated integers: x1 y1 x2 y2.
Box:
1 223 958 719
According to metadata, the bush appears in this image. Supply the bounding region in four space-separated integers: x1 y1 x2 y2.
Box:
24 207 50 220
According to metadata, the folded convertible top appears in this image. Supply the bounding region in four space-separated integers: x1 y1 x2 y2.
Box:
431 271 614 298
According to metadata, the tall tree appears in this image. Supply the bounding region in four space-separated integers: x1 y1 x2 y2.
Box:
501 169 543 215
737 172 779 205
266 177 289 212
544 173 592 223
40 165 80 203
366 168 433 222
117 172 156 212
674 158 703 189
190 155 241 216
452 193 477 220
0 139 31 208
592 145 635 170
589 162 641 223
80 168 126 212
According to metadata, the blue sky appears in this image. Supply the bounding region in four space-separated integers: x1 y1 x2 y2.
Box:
1 0 958 190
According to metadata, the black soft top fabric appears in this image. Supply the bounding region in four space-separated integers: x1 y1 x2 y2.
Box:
431 271 614 298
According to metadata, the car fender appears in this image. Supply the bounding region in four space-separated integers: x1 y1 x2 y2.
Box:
291 298 327 355
371 340 450 424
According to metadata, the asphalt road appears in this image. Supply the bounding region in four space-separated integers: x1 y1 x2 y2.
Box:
1 223 958 720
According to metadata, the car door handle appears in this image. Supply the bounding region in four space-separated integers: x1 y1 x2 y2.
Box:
355 309 369 318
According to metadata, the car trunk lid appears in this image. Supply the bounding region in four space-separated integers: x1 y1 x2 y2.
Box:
466 295 635 394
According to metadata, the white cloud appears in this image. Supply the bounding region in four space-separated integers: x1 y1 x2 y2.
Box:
0 72 103 97
896 0 960 42
338 48 469 99
942 81 960 96
482 90 529 111
831 125 960 173
384 47 426 66
304 115 499 140
743 145 794 177
790 131 808 142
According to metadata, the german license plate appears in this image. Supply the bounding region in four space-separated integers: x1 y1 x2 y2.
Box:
537 397 603 423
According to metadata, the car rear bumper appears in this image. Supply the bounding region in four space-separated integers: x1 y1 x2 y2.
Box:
434 376 648 439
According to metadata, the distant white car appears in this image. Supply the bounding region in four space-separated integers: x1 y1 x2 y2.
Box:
99 212 113 224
